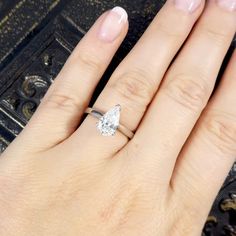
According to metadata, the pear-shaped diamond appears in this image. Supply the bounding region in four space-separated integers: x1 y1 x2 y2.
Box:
97 105 121 136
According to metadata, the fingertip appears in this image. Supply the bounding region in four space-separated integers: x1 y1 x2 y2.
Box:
97 6 128 43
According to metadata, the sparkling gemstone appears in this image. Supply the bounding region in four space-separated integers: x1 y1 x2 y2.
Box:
97 105 121 136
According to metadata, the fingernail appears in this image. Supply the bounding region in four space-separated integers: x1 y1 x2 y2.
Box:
174 0 202 12
217 0 236 11
98 6 128 43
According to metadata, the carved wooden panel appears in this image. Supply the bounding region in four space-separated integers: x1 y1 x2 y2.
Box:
0 0 235 235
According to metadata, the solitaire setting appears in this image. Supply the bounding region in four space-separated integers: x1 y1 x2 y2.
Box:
85 105 134 139
97 105 121 136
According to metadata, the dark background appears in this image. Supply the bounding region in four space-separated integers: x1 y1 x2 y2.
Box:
0 0 235 235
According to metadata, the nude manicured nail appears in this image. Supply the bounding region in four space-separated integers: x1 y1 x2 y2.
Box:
174 0 202 12
98 6 128 42
217 0 236 11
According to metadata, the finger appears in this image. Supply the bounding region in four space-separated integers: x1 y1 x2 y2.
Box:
18 7 128 152
132 0 236 184
171 50 236 225
71 0 205 156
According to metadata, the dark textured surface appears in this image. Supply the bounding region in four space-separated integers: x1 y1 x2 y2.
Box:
0 0 235 235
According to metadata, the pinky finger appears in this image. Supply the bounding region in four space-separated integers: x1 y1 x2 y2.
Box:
171 50 236 224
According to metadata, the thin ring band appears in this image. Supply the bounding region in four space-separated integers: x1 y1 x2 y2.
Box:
85 107 134 139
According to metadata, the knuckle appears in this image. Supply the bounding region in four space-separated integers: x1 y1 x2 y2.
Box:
72 51 101 72
98 182 136 224
169 196 202 236
163 74 208 112
44 92 83 113
203 111 236 155
109 70 154 108
201 24 230 45
157 21 185 38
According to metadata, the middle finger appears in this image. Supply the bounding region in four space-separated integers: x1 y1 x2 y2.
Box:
132 0 236 185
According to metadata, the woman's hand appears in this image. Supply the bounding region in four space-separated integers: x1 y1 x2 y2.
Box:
0 0 235 235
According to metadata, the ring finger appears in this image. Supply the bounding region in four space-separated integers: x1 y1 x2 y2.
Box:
71 0 205 156
17 8 128 152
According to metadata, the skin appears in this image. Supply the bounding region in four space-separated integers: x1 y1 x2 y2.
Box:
0 0 235 235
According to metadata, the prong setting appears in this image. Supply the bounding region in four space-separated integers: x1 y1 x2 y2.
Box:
97 105 121 136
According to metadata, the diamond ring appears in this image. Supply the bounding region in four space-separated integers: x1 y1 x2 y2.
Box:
85 105 134 139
